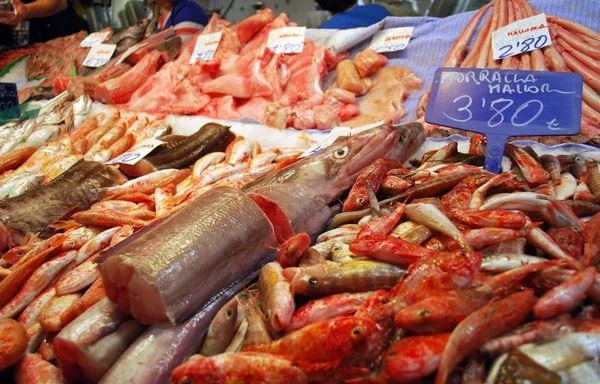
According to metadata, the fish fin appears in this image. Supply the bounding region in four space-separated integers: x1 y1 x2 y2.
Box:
367 187 382 218
262 242 279 251
49 219 81 232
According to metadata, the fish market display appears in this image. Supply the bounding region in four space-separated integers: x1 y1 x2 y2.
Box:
100 122 414 324
121 10 421 130
0 121 422 382
13 21 160 103
418 0 600 146
0 0 598 381
167 137 600 383
53 29 180 100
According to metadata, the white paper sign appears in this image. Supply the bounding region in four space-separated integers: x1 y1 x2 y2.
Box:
83 43 117 68
106 138 165 165
116 42 149 65
189 32 222 64
267 27 306 54
300 122 384 158
370 27 414 53
492 13 551 60
80 31 111 48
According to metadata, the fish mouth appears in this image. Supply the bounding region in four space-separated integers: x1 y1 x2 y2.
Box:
346 126 399 177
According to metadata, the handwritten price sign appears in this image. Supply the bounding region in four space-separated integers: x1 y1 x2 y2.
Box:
83 43 117 68
426 68 583 173
370 27 414 53
268 27 306 54
190 32 222 64
80 31 111 48
492 14 551 60
106 138 164 165
0 83 18 114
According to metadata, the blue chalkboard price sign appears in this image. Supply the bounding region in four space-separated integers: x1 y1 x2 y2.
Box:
425 68 583 173
0 83 19 113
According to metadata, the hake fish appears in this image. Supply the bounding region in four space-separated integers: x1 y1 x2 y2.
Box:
101 122 424 325
0 160 127 234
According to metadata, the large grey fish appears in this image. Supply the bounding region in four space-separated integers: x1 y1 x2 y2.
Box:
54 298 146 383
99 272 257 384
0 160 127 233
100 122 424 326
119 123 235 177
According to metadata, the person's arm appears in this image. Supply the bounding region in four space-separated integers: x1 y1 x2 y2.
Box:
0 0 67 25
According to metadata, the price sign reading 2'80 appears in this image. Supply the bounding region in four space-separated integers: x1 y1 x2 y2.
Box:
426 68 583 173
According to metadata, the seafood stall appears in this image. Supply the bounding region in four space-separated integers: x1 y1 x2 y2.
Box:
0 0 599 383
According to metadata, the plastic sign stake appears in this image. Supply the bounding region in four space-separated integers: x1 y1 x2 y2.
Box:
492 13 551 60
370 27 414 53
425 68 583 173
83 43 117 68
190 32 222 64
268 27 306 54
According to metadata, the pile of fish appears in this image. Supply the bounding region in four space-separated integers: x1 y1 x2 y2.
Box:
0 122 424 382
116 9 421 131
169 138 600 383
15 20 164 103
418 0 600 147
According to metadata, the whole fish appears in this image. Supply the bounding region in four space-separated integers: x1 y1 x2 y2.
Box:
119 123 235 177
100 274 257 384
101 123 421 324
0 160 127 233
54 298 145 383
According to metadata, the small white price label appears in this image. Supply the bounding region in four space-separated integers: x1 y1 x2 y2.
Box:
492 13 552 60
80 31 111 48
370 27 414 53
267 27 306 54
190 32 222 64
116 42 149 66
106 138 165 165
83 43 117 68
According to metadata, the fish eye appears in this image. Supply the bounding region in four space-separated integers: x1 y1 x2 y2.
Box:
308 277 318 285
226 310 233 318
460 251 467 256
357 197 364 203
17 250 23 255
575 156 584 163
352 327 362 335
334 146 349 159
417 309 430 317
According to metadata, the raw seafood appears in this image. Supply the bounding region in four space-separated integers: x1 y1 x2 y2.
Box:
0 160 127 233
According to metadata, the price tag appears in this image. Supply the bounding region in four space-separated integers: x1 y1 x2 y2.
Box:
370 27 414 53
83 43 117 68
106 138 165 165
80 31 111 48
0 83 19 113
267 27 306 54
300 121 384 158
116 42 149 65
425 68 583 173
189 32 222 64
492 14 552 60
